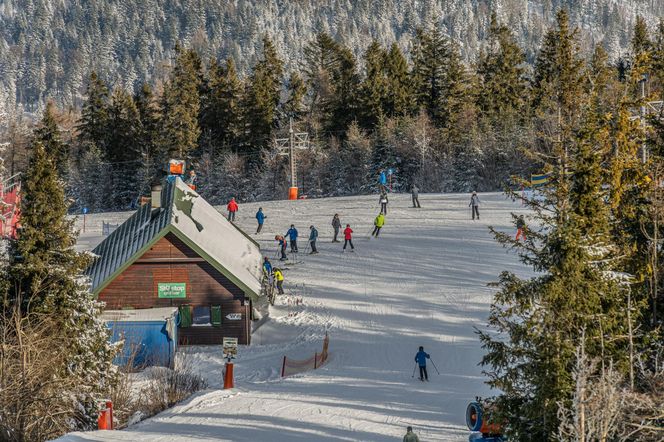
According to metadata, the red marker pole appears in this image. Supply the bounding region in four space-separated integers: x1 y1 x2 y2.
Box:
223 359 234 389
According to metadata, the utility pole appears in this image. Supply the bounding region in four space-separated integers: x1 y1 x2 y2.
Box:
275 118 310 200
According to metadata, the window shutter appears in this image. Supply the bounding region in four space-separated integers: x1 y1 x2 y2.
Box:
211 305 222 326
179 305 192 328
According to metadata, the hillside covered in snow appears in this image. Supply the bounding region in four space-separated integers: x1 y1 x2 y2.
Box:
1 0 663 110
61 192 530 441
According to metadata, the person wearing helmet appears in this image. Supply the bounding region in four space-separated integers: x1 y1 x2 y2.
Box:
469 191 480 220
262 256 273 275
309 225 319 254
275 235 288 261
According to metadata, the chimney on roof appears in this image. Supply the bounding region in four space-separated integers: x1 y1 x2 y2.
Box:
151 182 163 209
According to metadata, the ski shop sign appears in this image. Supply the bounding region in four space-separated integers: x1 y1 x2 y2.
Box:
157 282 187 298
226 313 242 321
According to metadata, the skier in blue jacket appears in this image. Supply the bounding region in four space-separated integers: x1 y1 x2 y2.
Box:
255 208 266 234
414 346 430 381
286 225 299 253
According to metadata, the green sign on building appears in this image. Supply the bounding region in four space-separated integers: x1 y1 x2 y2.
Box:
158 282 187 298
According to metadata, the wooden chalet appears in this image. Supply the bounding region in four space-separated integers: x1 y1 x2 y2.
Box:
87 178 263 345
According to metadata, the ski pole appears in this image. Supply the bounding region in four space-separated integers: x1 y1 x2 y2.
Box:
429 358 440 375
411 363 417 378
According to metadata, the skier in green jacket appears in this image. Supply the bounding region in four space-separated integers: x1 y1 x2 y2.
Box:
372 213 385 237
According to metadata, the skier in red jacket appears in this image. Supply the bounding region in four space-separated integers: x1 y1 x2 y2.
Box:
343 224 354 251
227 197 238 222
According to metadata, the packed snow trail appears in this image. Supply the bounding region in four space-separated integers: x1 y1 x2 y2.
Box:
62 192 530 441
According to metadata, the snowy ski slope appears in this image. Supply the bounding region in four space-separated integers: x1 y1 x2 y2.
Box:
62 192 530 441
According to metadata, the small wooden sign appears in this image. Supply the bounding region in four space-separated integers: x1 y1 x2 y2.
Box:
223 337 238 358
226 313 242 321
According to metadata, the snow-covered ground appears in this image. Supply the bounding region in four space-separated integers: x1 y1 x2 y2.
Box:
62 192 530 442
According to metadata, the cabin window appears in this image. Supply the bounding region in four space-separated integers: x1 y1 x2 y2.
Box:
192 306 211 326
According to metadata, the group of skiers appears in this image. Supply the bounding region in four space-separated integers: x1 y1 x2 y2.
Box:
227 188 526 310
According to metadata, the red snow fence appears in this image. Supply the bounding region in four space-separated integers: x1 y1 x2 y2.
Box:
281 333 330 377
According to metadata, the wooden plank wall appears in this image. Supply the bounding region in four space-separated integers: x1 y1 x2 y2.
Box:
99 233 251 345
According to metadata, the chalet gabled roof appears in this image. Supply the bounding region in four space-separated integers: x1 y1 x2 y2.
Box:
86 178 263 300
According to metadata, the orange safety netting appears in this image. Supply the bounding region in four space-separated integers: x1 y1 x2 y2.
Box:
281 333 329 377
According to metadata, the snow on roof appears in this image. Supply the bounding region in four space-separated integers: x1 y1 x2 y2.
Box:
87 178 262 299
171 179 263 297
102 307 178 322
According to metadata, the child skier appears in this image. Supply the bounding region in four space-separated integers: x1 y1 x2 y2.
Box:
414 346 430 381
515 215 526 241
275 235 288 261
379 190 389 214
469 191 480 220
332 214 342 242
286 224 299 253
372 213 385 237
273 268 285 295
343 224 354 251
255 207 266 234
309 225 319 254
227 197 239 222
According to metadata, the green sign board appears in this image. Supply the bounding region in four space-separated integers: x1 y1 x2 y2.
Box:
158 282 186 298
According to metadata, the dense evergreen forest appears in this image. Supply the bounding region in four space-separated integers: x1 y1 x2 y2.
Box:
3 10 662 213
1 0 664 110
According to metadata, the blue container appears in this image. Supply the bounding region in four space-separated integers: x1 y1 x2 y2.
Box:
104 308 178 368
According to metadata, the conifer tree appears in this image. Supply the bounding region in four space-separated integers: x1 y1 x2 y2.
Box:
531 9 586 216
358 40 387 129
106 88 142 208
134 83 160 195
159 43 202 160
203 58 243 154
479 94 634 442
283 71 307 123
241 36 283 166
304 33 359 134
411 25 448 124
441 41 473 142
477 13 527 128
479 12 640 439
383 43 414 118
34 101 68 178
8 141 117 430
78 71 110 152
